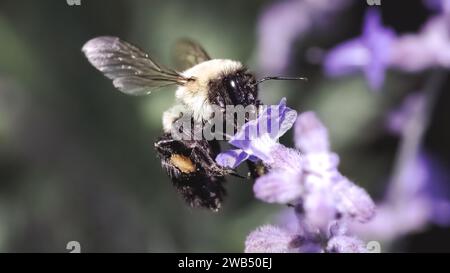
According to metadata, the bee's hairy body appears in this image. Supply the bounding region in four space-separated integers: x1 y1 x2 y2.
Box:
157 59 260 210
163 59 258 132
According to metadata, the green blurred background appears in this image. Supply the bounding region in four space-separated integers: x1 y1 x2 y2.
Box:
0 0 448 252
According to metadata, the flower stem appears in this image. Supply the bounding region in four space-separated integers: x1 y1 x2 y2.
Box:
388 70 447 199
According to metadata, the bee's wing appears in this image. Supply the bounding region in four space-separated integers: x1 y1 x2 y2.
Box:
82 36 189 95
173 38 211 71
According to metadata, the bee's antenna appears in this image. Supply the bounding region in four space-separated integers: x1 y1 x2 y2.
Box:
254 76 308 86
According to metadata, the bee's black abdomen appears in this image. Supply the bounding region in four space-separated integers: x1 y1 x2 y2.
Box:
169 170 226 211
154 134 228 211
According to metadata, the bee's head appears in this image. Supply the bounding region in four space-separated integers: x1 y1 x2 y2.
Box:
206 63 307 110
211 69 259 108
177 59 306 119
177 59 252 108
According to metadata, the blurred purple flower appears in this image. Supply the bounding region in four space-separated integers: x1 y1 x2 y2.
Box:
324 9 450 90
351 89 450 242
424 0 450 14
257 0 352 73
324 9 396 90
388 89 450 227
401 153 450 226
386 92 425 135
390 15 450 72
351 152 450 241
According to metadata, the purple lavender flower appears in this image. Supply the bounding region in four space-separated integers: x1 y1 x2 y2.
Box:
245 219 368 253
219 98 376 252
290 112 375 225
253 168 303 204
326 235 367 253
324 9 396 90
323 221 367 253
218 102 375 226
244 225 298 253
216 98 297 168
325 222 369 253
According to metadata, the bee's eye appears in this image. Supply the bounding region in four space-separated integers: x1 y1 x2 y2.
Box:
226 78 243 104
222 75 257 106
227 79 238 91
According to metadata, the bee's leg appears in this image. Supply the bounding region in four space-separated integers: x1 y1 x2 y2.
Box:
154 134 227 211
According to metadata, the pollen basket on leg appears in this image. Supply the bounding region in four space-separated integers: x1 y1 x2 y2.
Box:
170 154 196 173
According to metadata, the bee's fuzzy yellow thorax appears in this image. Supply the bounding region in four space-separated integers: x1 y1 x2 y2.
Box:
175 59 243 121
